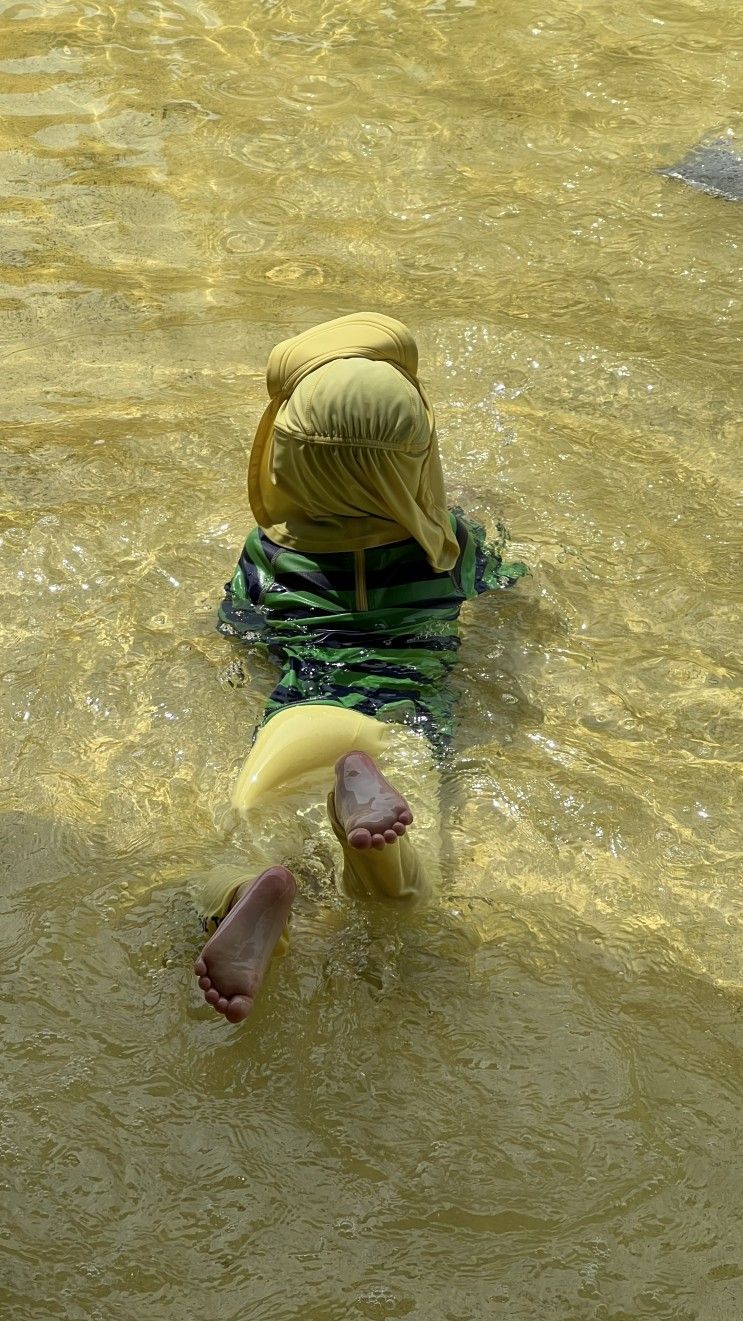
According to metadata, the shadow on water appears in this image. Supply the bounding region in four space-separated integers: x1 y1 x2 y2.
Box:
4 795 742 1320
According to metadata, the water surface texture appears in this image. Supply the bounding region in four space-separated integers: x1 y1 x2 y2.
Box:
1 1 742 1318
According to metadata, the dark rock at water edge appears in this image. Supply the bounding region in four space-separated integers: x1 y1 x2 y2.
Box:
658 137 743 202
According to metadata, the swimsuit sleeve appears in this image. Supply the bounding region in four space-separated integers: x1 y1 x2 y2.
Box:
451 510 528 599
216 527 271 642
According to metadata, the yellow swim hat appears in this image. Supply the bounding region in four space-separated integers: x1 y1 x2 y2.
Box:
247 312 459 572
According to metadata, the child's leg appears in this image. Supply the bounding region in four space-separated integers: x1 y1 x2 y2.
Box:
327 752 432 902
230 703 390 813
193 705 440 1022
194 867 296 1023
191 707 382 1022
232 703 440 904
191 814 303 1024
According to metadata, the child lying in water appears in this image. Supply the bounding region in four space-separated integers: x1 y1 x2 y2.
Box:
194 312 524 1023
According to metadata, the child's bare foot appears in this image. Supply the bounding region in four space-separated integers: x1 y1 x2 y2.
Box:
194 866 296 1023
334 752 413 850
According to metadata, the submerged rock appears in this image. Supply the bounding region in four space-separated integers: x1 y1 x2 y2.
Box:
659 138 743 202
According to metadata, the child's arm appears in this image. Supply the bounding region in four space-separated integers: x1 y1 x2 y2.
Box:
451 509 527 599
216 528 271 643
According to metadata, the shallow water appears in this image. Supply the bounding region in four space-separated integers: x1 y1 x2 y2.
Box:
1 1 742 1317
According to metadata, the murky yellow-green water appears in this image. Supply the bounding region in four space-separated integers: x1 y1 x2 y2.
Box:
2 0 742 1317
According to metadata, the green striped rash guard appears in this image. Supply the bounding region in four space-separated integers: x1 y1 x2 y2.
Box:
217 511 526 748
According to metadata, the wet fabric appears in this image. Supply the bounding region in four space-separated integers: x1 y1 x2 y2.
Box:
248 313 460 571
218 511 526 748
